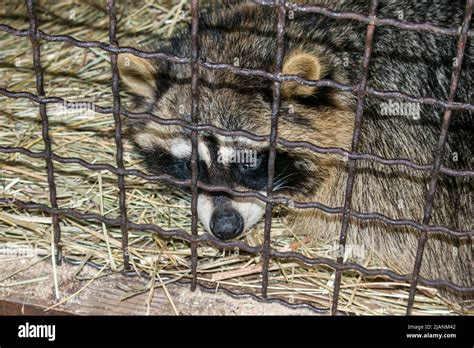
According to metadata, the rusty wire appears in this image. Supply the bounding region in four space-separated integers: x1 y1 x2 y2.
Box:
405 0 474 315
331 0 379 315
1 88 473 178
0 0 473 315
24 0 62 263
261 0 287 298
189 0 201 292
107 0 130 270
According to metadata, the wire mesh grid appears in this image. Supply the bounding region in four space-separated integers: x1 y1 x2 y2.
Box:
0 0 472 315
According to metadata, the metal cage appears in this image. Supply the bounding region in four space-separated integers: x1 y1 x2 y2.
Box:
0 0 472 315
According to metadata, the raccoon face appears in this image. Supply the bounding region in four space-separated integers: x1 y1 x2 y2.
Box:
118 45 353 240
137 131 309 240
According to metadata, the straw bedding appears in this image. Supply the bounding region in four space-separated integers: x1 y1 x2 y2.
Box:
0 0 467 315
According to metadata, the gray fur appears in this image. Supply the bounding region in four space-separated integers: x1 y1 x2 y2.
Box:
121 0 473 309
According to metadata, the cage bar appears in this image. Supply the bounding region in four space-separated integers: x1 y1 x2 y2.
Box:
189 0 201 291
107 0 130 269
24 0 62 263
405 0 473 315
261 0 287 298
331 0 378 315
0 0 472 315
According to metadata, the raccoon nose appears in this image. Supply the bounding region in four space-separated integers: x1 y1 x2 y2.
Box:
210 210 244 240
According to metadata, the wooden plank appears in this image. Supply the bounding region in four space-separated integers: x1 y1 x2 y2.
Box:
0 299 73 316
0 257 316 315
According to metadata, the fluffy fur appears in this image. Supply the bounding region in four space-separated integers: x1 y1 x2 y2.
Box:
119 0 473 308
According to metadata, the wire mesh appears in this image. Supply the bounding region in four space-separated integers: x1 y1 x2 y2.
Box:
0 0 472 315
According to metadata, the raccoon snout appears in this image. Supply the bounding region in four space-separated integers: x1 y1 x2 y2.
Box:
210 209 244 240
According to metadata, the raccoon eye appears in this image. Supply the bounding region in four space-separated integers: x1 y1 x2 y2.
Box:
232 153 268 191
237 154 266 174
184 159 208 181
237 154 264 172
239 162 254 171
185 160 192 172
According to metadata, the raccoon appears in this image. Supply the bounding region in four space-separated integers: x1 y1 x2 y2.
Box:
118 0 473 308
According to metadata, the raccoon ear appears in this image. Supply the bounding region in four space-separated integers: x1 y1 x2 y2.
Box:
281 51 322 98
118 53 156 100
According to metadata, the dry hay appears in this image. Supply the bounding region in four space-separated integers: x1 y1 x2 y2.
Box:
0 0 468 315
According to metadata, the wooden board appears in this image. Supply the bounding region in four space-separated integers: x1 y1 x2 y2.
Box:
0 256 316 315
